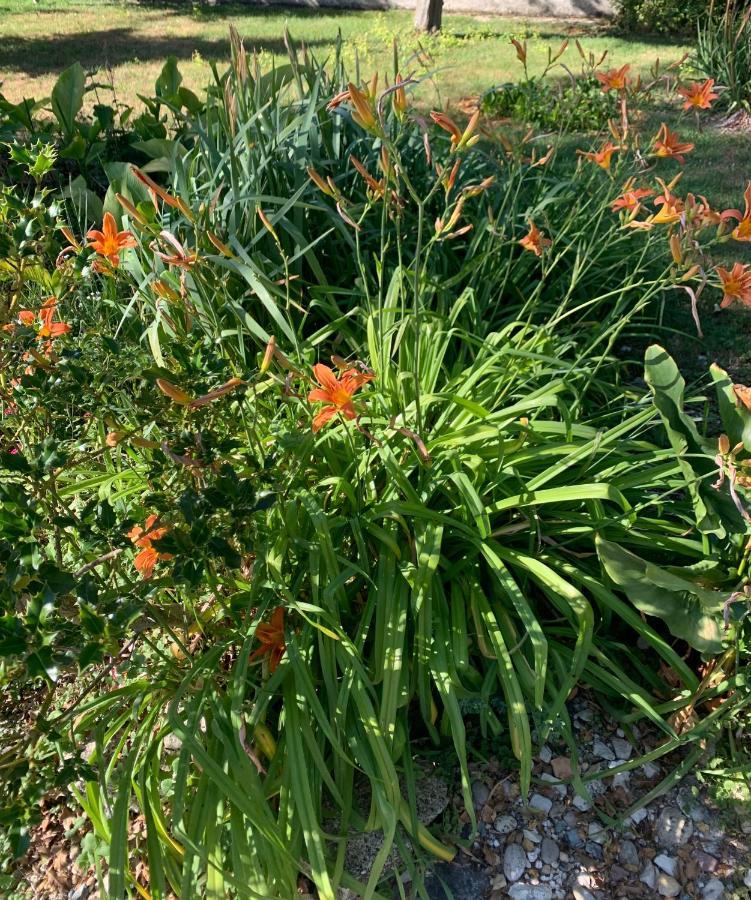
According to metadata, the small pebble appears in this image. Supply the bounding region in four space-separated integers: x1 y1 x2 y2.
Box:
702 878 724 900
629 807 648 825
504 842 528 883
540 837 559 865
495 814 517 835
584 841 603 860
523 829 541 844
593 740 615 761
619 840 639 868
695 851 718 873
640 862 657 889
656 873 681 897
572 794 591 812
471 780 490 809
572 890 595 900
656 806 694 848
539 745 552 764
508 885 552 900
654 853 678 877
587 821 607 845
611 737 633 759
529 794 552 816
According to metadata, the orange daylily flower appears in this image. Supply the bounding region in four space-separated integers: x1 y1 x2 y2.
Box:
307 363 374 432
722 182 751 241
392 73 408 116
249 607 286 673
18 298 71 341
653 124 694 165
578 141 621 170
595 64 630 92
717 263 751 309
611 180 653 214
677 79 719 111
519 220 551 257
127 513 172 579
430 109 481 152
87 212 137 268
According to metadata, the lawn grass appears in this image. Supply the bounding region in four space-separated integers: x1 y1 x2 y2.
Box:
1 0 689 111
2 0 750 376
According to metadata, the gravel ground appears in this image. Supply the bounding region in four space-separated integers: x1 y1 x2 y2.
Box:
427 696 751 900
12 694 751 900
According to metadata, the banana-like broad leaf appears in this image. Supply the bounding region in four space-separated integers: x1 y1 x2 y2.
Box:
596 537 724 654
644 344 723 536
51 62 84 140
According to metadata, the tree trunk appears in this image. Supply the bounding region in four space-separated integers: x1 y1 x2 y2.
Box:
413 0 443 32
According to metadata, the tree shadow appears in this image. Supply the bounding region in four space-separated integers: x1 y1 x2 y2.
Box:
0 28 333 78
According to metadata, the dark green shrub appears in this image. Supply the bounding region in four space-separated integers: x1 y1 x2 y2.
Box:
481 75 619 132
613 0 706 34
694 0 751 112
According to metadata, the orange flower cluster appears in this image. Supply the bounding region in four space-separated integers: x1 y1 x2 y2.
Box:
18 298 71 342
127 514 172 579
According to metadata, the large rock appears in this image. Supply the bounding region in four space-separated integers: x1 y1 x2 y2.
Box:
424 863 490 900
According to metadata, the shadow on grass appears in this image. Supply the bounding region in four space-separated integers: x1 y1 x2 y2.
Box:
0 28 334 77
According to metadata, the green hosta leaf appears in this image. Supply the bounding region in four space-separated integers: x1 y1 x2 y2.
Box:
711 362 751 452
644 344 723 536
155 56 182 102
51 62 84 139
596 537 724 654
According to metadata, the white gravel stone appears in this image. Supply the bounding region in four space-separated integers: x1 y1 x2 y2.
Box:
640 862 657 889
539 745 552 764
529 794 553 815
508 885 552 900
572 890 596 900
540 837 559 865
592 740 615 760
504 843 528 883
656 806 694 847
611 737 633 759
523 829 542 844
702 878 724 900
495 814 517 835
539 773 567 797
572 794 591 812
587 821 607 845
628 807 648 825
654 854 678 877
657 873 681 897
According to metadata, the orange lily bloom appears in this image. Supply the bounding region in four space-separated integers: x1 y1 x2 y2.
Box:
307 363 374 432
595 64 630 92
578 141 621 170
611 180 653 214
250 607 286 673
127 514 172 579
519 220 551 257
653 123 694 165
722 182 751 241
717 263 751 309
18 298 71 341
430 109 480 152
677 79 718 110
87 212 137 268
